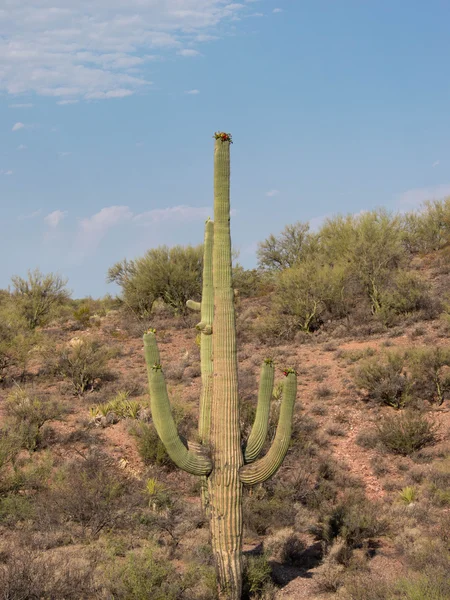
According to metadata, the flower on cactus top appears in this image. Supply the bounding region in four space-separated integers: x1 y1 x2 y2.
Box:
214 131 233 143
283 367 297 377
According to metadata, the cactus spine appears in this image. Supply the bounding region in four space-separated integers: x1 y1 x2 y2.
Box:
143 133 297 599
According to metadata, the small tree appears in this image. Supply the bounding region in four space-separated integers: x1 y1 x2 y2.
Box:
11 269 70 329
108 245 203 316
257 221 315 271
269 259 348 334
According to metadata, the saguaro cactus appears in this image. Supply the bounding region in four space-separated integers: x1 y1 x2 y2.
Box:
143 133 297 599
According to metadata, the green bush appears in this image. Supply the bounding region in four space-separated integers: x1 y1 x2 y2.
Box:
257 221 314 271
5 389 62 452
0 300 41 381
108 245 203 316
380 270 433 322
376 411 436 455
130 422 174 469
11 268 71 329
354 352 409 408
396 571 450 600
261 260 348 337
54 338 115 395
313 492 387 554
407 347 450 405
242 554 275 600
105 547 216 600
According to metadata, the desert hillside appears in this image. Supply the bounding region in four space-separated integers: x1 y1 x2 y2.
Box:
1 206 450 599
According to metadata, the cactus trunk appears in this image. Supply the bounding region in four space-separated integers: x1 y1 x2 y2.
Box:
208 138 243 599
143 132 297 600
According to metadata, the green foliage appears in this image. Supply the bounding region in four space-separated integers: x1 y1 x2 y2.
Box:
242 554 275 600
354 352 409 408
108 245 203 316
5 388 62 452
399 486 417 505
257 221 315 271
376 411 436 455
0 297 41 381
232 265 267 298
54 338 114 395
407 347 450 405
130 422 174 469
106 547 201 600
262 260 347 337
314 492 388 552
396 571 450 600
11 268 71 328
380 270 433 322
402 198 450 253
91 390 143 420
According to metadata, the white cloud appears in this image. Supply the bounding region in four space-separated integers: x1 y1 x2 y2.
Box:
0 1 254 101
17 144 27 150
134 205 210 224
57 99 79 105
9 103 33 108
12 122 25 131
78 205 133 251
44 209 67 227
58 151 71 157
1 170 13 176
185 89 200 94
266 189 280 197
432 160 440 168
178 49 201 57
396 184 450 209
273 8 283 13
19 209 42 220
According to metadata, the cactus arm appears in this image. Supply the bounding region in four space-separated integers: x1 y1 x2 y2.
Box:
243 359 275 463
186 300 201 312
198 218 214 443
143 331 212 476
239 371 297 485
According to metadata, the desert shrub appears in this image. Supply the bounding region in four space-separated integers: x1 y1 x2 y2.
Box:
407 347 450 405
0 548 97 599
232 265 267 298
105 547 205 600
257 221 315 271
242 554 275 600
108 244 203 316
262 260 348 337
0 301 41 381
5 388 62 452
396 570 450 600
319 209 406 316
313 492 388 555
54 338 115 394
41 455 128 536
402 198 450 254
130 422 174 469
11 268 71 329
354 352 409 408
264 528 306 565
376 411 436 455
0 494 34 525
380 270 433 322
243 483 296 536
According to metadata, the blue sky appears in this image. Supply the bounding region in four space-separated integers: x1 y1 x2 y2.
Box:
2 0 450 298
